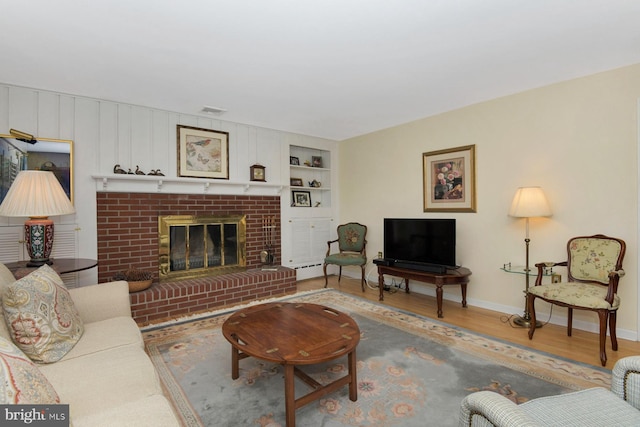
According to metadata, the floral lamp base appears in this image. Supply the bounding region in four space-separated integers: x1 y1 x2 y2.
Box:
25 217 54 267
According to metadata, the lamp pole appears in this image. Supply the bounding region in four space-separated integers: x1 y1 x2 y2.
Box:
509 187 551 329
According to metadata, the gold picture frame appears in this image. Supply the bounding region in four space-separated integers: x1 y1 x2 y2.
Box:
423 144 476 212
177 125 229 179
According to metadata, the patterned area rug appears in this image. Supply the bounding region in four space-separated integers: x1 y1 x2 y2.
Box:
142 289 610 427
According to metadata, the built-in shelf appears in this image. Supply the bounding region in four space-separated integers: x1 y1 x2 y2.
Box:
290 165 330 172
92 174 284 195
289 186 331 191
289 145 332 209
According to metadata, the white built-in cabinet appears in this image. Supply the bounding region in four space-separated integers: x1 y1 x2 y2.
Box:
288 218 332 264
282 142 338 280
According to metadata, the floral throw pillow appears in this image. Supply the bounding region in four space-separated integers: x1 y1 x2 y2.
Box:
0 336 60 404
2 264 84 363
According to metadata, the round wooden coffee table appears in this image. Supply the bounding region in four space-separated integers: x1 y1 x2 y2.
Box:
222 302 360 426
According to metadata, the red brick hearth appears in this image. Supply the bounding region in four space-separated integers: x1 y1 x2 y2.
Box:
129 267 296 325
96 192 296 324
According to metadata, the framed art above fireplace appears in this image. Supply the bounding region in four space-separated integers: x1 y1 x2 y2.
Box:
177 125 229 180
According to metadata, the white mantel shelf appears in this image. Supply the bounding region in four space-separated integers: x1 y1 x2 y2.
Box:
92 174 284 196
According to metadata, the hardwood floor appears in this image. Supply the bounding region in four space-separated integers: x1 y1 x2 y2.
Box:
298 276 640 369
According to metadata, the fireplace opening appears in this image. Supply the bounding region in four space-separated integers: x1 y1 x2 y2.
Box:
159 214 246 280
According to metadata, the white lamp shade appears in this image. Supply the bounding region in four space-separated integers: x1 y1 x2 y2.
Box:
0 170 75 217
509 187 552 218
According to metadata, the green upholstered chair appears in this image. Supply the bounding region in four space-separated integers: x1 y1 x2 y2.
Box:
323 222 367 291
527 234 626 366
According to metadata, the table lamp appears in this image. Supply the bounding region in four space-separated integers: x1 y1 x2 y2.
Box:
508 186 552 328
0 170 75 266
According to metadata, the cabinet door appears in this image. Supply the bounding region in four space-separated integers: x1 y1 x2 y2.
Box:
288 218 332 265
0 226 24 263
290 219 312 264
310 218 331 261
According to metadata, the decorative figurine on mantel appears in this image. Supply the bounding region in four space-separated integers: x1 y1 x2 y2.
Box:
135 166 146 175
113 164 127 174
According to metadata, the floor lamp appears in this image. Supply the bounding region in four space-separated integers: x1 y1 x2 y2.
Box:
508 186 552 328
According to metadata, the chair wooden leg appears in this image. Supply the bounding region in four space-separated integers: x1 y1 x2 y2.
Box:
609 310 618 351
597 310 608 366
360 265 365 292
567 307 573 337
323 263 329 288
338 266 342 282
527 293 536 340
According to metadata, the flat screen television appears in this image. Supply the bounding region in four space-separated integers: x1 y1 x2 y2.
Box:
383 218 456 271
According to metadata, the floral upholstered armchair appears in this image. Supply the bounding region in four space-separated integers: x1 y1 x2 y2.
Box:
323 222 367 291
527 234 625 366
458 355 640 426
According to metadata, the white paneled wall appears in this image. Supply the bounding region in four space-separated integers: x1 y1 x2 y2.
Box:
0 83 337 281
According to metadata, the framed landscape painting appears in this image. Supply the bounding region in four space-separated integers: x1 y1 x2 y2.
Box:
423 144 476 212
177 125 229 179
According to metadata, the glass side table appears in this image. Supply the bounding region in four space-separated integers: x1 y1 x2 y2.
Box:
501 263 561 283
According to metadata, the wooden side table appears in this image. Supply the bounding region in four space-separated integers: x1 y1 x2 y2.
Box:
377 265 471 318
222 302 360 427
6 258 98 280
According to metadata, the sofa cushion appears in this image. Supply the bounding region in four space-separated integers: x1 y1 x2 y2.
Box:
3 264 84 363
72 394 179 427
60 316 143 362
521 387 640 425
39 345 163 420
0 336 60 404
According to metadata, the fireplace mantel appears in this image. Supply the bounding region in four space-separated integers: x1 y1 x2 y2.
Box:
92 174 284 196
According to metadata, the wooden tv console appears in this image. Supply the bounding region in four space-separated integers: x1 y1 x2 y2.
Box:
376 265 471 318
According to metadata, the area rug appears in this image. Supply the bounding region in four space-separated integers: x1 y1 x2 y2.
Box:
142 289 610 427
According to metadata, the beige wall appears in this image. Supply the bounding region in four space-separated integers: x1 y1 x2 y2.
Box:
339 64 640 339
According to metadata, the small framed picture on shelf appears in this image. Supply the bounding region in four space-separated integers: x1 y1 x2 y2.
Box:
292 190 311 207
290 156 300 165
312 156 322 168
290 177 304 187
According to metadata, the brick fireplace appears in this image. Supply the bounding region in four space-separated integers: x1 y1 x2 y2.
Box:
96 192 296 324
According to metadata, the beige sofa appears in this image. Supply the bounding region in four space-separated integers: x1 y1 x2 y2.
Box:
0 263 180 427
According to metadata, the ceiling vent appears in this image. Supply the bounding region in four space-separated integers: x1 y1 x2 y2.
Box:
201 105 227 115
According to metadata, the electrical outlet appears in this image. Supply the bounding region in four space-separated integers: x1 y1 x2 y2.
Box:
377 251 382 259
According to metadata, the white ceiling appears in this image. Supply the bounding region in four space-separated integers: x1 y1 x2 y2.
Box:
1 0 640 140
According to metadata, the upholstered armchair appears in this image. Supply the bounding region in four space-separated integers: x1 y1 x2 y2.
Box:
527 234 626 366
458 355 640 426
323 222 367 291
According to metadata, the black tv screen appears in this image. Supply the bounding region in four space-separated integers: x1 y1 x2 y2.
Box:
383 218 456 268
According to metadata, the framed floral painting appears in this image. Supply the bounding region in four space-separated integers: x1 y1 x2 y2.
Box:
423 144 476 212
177 125 229 179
